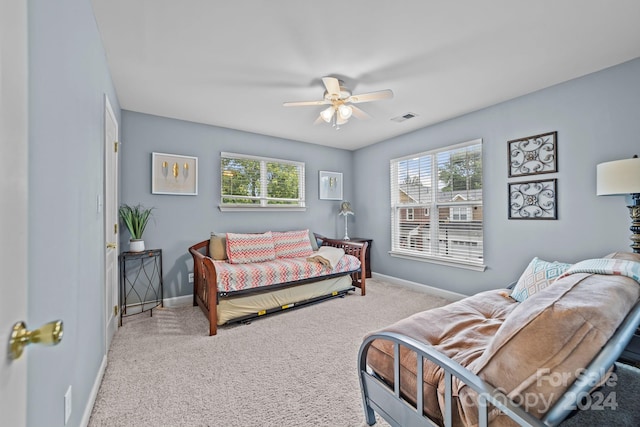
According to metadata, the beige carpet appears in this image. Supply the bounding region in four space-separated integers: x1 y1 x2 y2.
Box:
89 279 452 427
89 278 640 427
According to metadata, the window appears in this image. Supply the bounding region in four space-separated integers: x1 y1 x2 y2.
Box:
450 206 471 221
220 152 305 210
406 208 414 221
390 139 484 270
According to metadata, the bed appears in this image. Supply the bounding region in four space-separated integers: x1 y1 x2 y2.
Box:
358 251 640 426
189 232 367 335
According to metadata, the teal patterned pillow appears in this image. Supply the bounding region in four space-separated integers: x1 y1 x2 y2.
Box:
511 257 572 302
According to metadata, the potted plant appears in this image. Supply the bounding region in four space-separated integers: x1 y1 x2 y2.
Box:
119 203 154 252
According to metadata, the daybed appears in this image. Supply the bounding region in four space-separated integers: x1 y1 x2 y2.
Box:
358 251 640 426
189 230 367 336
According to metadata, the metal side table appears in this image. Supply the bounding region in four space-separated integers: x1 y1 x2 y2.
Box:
119 249 163 325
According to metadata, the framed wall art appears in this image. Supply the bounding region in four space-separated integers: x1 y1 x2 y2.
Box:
508 131 557 177
152 152 198 195
508 178 557 220
319 171 343 200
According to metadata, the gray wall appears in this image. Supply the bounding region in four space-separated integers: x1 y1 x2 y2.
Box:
28 0 121 426
120 111 354 300
353 58 640 295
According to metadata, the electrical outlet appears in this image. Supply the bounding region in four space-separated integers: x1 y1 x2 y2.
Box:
188 273 194 283
64 385 72 425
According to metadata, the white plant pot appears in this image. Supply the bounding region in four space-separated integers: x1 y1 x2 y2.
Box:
129 239 145 252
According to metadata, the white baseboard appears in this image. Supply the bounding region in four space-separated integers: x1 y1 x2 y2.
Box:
81 354 107 427
372 272 467 301
163 294 193 308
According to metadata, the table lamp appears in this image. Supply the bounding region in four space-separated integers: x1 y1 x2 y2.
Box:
596 155 640 253
338 201 354 240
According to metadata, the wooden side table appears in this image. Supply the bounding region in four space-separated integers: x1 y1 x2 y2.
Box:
119 249 163 325
343 238 372 278
620 329 640 367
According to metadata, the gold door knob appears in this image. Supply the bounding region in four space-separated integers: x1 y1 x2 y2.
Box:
106 242 117 249
9 320 63 360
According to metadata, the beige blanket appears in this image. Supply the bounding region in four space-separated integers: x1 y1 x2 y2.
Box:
306 246 345 269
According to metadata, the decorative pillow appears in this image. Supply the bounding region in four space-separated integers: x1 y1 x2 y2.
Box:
209 233 227 260
272 229 315 258
511 257 572 302
308 229 319 251
225 232 276 264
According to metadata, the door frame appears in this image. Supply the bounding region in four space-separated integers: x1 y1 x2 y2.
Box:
104 95 119 352
0 1 29 425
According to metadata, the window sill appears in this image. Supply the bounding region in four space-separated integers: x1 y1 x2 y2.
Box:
219 206 307 212
389 250 486 272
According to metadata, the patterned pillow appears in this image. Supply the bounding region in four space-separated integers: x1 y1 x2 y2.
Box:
225 232 276 264
511 257 572 302
272 229 314 258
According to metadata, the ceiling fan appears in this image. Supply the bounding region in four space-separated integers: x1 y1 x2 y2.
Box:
283 77 393 129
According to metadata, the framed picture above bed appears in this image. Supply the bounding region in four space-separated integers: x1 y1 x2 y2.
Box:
152 152 198 195
319 171 343 200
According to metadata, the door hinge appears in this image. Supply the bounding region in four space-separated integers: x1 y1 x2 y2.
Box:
114 141 118 153
114 305 119 316
114 223 118 234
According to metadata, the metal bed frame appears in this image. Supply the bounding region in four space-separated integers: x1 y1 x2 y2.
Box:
358 299 640 427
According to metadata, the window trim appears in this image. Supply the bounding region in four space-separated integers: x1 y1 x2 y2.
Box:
389 138 485 270
219 152 306 211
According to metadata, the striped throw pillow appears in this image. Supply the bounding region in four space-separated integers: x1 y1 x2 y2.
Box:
225 232 276 264
272 229 314 258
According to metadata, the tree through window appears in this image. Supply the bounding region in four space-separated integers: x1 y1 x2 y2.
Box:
220 152 305 209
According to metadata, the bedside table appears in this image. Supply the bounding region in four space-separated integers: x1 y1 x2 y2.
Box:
119 249 163 325
342 237 372 278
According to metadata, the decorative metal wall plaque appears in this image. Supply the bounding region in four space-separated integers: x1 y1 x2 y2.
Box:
508 179 557 220
508 131 557 177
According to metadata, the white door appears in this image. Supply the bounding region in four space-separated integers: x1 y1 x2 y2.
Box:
104 96 119 350
0 1 28 425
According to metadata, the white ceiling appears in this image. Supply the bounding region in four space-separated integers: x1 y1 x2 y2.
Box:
91 0 640 151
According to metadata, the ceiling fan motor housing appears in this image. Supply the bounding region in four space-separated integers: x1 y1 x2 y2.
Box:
324 80 351 101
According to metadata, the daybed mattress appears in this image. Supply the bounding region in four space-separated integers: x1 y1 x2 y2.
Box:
214 253 361 293
217 274 353 325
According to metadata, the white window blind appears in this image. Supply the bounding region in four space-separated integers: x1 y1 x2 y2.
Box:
390 139 484 269
220 152 305 209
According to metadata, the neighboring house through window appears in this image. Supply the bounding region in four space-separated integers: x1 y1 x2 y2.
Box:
390 139 484 270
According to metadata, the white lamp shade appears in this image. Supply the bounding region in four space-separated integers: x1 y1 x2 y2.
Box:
320 106 335 123
596 157 640 195
338 104 352 120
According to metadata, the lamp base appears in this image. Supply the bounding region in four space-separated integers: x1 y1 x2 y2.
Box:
343 215 350 240
628 193 640 254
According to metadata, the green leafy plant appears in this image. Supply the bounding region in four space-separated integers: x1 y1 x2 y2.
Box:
119 204 154 240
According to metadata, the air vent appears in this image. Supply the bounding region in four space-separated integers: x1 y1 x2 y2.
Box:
391 112 418 123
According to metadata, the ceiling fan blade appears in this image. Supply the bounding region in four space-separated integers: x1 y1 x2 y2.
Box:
283 100 329 107
322 77 341 97
350 105 371 120
347 89 394 103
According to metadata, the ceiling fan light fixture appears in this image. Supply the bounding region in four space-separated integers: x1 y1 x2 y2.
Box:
320 106 335 123
338 104 352 120
283 76 393 129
